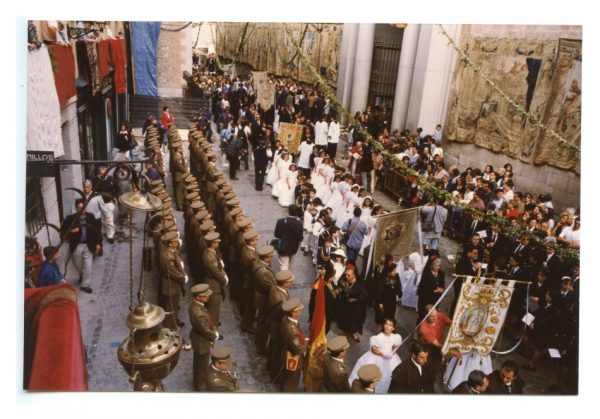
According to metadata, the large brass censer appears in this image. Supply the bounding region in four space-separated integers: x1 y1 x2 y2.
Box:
117 302 182 391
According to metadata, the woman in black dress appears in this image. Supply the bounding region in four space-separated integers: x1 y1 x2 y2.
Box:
374 262 402 332
416 256 445 324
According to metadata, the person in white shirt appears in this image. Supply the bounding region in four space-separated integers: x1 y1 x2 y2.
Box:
314 115 329 152
433 124 443 145
326 116 341 159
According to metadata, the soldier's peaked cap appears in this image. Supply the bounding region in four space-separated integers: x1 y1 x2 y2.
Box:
327 335 350 352
357 364 382 383
282 297 303 313
191 283 212 297
275 270 294 283
211 346 233 362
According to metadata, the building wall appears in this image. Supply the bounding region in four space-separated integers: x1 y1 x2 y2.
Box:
157 22 193 98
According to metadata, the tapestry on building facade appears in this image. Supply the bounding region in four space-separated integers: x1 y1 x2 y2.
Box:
215 23 342 85
445 37 581 173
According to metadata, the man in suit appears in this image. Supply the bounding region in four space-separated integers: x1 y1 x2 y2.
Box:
273 215 304 271
253 245 276 355
487 360 525 394
201 232 228 329
189 284 219 391
452 244 482 312
206 346 240 392
463 212 489 244
280 297 309 392
389 343 435 393
267 270 294 378
485 223 508 271
321 335 351 393
510 233 532 260
541 237 564 289
60 198 102 293
158 231 188 329
452 369 490 394
253 134 269 191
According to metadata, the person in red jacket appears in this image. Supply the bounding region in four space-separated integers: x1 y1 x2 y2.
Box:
161 106 175 146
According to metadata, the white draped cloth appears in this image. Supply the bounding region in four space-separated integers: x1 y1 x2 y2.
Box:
27 45 64 157
348 333 402 393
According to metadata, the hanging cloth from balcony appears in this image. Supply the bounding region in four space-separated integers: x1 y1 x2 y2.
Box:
109 38 127 94
48 43 76 108
27 45 64 157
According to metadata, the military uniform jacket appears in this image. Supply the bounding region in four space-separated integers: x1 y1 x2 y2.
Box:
350 380 371 393
202 248 227 295
171 151 187 179
241 246 257 288
268 286 289 337
206 366 240 392
280 317 308 368
253 260 276 296
321 354 350 392
189 301 218 355
159 247 186 296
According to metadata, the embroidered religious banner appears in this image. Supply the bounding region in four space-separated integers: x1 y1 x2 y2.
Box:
257 83 276 111
372 208 419 267
253 71 268 88
278 123 303 154
442 276 515 356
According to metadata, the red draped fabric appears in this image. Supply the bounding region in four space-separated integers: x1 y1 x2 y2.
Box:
109 39 127 94
97 40 112 80
24 283 88 391
47 44 76 108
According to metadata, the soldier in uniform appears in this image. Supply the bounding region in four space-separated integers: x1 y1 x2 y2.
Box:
201 232 228 329
189 284 219 391
280 297 309 392
159 231 188 329
241 229 259 333
267 270 294 378
171 144 188 210
253 245 276 355
206 346 240 392
321 335 351 393
351 364 382 393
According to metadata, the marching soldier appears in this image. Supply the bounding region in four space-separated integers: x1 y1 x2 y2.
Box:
189 284 219 391
202 232 228 328
267 270 294 378
159 231 187 329
206 346 240 392
321 335 351 393
241 229 259 333
351 365 382 393
280 297 309 392
253 245 276 355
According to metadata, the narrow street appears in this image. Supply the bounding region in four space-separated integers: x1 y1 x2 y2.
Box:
60 123 554 393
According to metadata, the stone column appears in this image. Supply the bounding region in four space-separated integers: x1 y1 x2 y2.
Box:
349 23 375 115
336 23 359 126
390 24 420 133
405 24 460 134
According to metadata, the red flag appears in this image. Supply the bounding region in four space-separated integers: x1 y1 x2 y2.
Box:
304 276 327 391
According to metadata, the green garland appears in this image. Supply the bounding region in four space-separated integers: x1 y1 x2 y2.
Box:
436 24 580 155
282 23 579 263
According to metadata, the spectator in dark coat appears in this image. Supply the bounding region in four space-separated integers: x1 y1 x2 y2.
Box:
273 215 303 271
337 266 368 342
388 343 436 394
